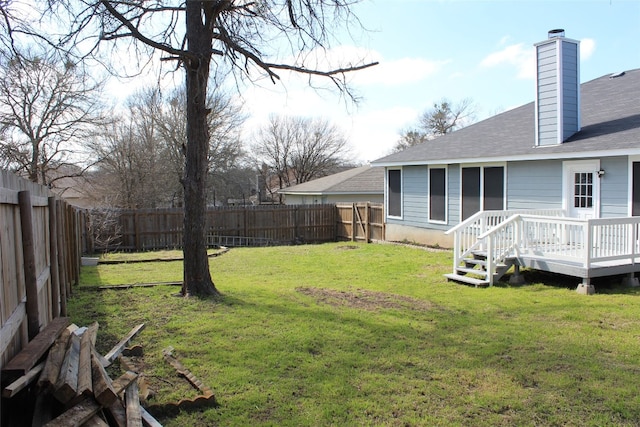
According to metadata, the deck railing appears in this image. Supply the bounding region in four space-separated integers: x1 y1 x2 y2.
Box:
469 214 640 285
445 209 565 276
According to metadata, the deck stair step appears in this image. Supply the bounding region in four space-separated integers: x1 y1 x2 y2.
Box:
450 254 518 287
456 266 487 276
445 273 489 287
464 258 486 268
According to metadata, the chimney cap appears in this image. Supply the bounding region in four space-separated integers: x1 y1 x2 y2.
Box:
548 29 565 38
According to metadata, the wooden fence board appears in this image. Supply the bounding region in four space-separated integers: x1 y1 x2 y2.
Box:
92 203 383 252
1 171 84 366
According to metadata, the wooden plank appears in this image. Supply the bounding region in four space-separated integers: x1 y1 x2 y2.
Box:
96 282 182 291
48 196 60 318
162 346 214 397
81 414 110 427
39 324 78 390
110 370 139 394
0 303 26 360
103 323 145 366
103 400 127 427
125 380 143 427
53 331 81 404
43 397 101 427
91 350 117 406
44 371 138 427
56 200 68 316
1 361 44 398
18 190 40 340
76 323 98 396
2 316 70 377
140 406 163 427
31 391 56 426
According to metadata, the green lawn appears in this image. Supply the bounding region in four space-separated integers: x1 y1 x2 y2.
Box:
71 242 640 426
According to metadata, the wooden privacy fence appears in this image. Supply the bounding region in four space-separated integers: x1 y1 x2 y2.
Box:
92 203 385 252
336 202 385 242
0 170 84 367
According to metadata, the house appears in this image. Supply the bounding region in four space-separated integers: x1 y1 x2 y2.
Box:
278 165 384 205
371 30 640 289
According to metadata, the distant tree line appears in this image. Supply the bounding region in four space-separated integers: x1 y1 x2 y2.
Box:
0 48 355 209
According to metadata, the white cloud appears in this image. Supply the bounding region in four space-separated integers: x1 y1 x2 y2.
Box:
580 38 596 60
350 57 450 86
340 106 419 162
480 43 536 80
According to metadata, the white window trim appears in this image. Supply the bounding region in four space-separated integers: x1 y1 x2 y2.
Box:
386 167 403 220
428 165 448 224
628 156 640 216
458 163 507 221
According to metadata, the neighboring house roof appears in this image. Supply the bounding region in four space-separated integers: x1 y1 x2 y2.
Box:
372 68 640 166
279 165 384 196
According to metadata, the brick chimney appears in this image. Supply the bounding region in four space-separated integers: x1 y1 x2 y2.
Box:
534 29 580 146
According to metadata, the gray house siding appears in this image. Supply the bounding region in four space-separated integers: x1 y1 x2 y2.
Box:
448 164 461 227
536 36 580 146
537 42 559 147
561 41 579 140
506 160 563 210
394 166 428 227
600 156 628 217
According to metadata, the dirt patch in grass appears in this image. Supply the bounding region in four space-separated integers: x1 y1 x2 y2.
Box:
296 287 436 312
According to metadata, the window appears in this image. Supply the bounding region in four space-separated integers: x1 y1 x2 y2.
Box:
429 167 446 222
574 172 593 208
483 166 505 211
387 169 402 217
462 167 481 220
461 165 505 220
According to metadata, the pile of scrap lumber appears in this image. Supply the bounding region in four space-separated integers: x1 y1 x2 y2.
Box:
1 317 161 427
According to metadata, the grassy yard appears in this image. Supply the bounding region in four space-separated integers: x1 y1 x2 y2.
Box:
70 242 640 426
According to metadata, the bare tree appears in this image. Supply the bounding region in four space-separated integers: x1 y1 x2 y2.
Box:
90 90 174 208
391 98 476 153
253 115 351 202
0 49 105 185
44 0 377 297
154 88 246 207
419 98 475 138
392 129 428 153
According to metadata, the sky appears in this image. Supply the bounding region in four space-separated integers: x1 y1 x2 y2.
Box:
236 0 640 164
100 0 640 165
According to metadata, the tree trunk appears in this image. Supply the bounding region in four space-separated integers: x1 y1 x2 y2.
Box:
182 1 219 297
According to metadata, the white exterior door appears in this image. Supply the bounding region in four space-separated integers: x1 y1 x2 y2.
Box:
564 160 600 219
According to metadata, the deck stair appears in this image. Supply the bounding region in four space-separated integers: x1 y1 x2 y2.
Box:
445 251 517 287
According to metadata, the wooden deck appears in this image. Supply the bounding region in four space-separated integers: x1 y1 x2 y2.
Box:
445 210 640 287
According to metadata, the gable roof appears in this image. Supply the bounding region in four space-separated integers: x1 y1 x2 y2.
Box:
279 165 384 195
372 68 640 167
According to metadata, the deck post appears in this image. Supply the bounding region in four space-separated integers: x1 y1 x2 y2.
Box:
576 278 595 295
621 273 639 288
509 264 525 285
584 220 592 270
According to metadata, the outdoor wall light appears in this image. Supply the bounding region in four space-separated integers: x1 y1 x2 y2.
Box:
597 169 605 178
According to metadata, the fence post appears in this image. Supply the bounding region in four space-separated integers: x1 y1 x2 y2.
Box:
55 200 67 316
18 191 40 339
351 203 356 242
48 196 60 319
365 203 370 243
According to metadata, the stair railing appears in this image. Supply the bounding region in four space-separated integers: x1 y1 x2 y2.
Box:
479 214 523 285
446 209 565 283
